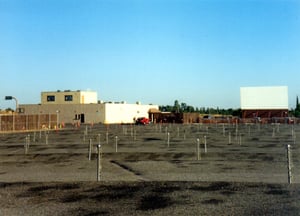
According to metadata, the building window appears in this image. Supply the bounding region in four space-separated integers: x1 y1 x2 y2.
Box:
65 95 73 101
47 95 55 102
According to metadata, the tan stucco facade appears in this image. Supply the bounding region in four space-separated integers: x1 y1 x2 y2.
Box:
41 90 98 105
19 103 159 124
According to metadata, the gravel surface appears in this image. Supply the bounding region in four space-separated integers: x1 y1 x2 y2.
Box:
0 123 300 215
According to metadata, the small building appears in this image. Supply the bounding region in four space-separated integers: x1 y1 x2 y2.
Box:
19 90 159 125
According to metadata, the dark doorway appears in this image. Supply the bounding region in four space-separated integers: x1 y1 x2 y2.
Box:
80 114 85 123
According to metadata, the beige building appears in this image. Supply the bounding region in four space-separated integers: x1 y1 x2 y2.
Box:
41 90 98 105
20 90 159 124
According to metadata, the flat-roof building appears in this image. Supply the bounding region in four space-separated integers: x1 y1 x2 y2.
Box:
19 90 159 125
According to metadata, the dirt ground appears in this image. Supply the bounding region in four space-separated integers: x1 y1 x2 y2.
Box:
0 123 300 215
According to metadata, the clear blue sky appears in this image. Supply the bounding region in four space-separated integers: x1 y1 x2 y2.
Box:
1 0 300 110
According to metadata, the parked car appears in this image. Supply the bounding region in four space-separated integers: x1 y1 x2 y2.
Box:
135 117 150 125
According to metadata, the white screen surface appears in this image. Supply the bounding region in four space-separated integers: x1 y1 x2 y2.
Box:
240 86 288 109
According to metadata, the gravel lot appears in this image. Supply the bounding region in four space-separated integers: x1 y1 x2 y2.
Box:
0 123 300 215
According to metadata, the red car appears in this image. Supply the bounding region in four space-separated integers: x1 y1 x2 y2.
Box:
135 117 150 125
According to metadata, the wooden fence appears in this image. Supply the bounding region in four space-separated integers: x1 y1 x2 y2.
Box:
0 114 58 132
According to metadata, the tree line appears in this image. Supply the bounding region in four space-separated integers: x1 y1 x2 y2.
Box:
159 100 242 116
160 97 300 118
292 96 300 117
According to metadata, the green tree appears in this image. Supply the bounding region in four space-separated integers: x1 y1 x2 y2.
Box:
295 96 300 117
173 100 180 113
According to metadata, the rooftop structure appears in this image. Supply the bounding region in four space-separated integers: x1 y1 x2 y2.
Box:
41 90 98 105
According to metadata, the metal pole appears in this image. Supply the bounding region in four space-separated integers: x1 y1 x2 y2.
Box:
45 133 48 145
27 134 30 147
24 135 30 154
115 136 118 152
98 134 101 146
248 125 251 137
106 131 109 144
228 132 232 144
197 138 201 160
167 132 170 147
287 144 292 184
97 144 102 181
88 139 92 160
134 130 137 141
33 131 36 143
204 136 207 153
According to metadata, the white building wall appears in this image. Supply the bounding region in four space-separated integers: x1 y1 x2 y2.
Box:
103 103 159 124
80 91 98 104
